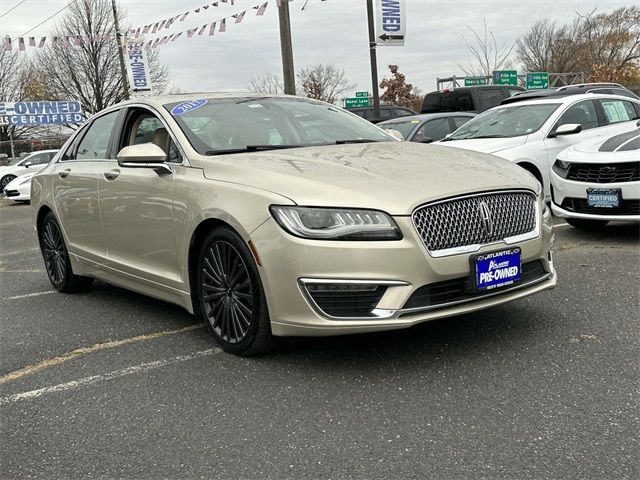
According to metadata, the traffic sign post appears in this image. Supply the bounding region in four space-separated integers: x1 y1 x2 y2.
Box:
345 97 371 108
526 72 549 90
464 77 487 86
492 70 518 86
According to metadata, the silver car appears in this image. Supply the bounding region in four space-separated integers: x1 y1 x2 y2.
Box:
32 93 556 355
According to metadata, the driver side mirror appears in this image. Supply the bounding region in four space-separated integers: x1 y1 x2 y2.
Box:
549 123 582 138
117 143 172 174
24 161 32 168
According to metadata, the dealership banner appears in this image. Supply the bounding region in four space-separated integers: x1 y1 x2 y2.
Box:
125 44 153 94
0 101 84 125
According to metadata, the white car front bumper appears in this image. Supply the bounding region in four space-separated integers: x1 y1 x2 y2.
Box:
3 178 32 202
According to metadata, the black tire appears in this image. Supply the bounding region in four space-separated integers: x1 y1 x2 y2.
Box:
197 227 275 355
1 174 16 191
565 218 609 230
39 212 94 293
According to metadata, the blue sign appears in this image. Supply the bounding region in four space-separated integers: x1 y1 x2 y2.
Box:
474 248 522 290
170 99 208 116
0 101 84 125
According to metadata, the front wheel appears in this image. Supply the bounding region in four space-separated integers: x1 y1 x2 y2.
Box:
565 218 609 230
39 212 94 292
1 175 16 191
197 227 275 355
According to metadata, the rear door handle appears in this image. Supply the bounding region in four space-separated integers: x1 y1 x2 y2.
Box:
58 169 71 179
103 169 121 181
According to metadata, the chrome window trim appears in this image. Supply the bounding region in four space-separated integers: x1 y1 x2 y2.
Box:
298 278 409 321
411 189 540 258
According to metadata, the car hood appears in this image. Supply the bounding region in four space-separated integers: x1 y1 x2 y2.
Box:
201 142 538 215
437 136 528 154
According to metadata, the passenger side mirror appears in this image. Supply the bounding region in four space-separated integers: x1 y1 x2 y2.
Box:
24 161 32 168
117 143 172 174
550 123 582 138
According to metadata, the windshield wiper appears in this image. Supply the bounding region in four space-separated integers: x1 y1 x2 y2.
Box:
335 139 383 144
205 145 309 155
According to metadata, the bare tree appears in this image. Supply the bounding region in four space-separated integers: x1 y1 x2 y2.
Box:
36 0 168 116
248 72 285 94
456 19 515 77
516 19 583 73
297 64 352 103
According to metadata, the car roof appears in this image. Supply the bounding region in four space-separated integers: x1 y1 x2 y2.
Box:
498 93 640 107
378 112 476 124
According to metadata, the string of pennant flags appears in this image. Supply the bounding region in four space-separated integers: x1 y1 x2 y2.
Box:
3 0 292 53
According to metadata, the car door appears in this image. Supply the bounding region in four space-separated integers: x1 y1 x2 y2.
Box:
52 109 120 264
98 106 183 289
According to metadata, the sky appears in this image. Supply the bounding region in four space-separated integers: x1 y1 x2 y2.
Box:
0 0 629 97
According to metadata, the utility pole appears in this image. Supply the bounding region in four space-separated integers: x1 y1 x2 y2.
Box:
110 0 130 100
278 1 296 95
366 0 380 121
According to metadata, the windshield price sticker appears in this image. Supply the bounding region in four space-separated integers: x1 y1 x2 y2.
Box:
474 248 522 291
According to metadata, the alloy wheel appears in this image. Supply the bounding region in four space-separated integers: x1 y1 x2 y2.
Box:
200 240 254 344
42 218 67 285
1 175 16 190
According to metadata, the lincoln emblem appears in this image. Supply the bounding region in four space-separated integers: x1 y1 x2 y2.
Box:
478 201 493 235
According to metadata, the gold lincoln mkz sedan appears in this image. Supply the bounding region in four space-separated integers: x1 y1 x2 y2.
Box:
32 94 556 355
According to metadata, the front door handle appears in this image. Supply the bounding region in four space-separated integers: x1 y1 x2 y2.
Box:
103 169 121 181
58 169 71 179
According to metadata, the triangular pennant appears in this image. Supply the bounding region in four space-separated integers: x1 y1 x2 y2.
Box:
172 32 183 41
255 2 268 15
28 37 36 47
198 24 207 35
219 18 226 32
18 37 25 51
180 12 189 21
3 37 12 52
232 11 245 23
186 28 198 37
209 22 216 35
38 37 46 48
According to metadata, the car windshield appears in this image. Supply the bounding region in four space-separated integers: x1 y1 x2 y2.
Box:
378 119 421 139
165 97 393 155
447 103 560 140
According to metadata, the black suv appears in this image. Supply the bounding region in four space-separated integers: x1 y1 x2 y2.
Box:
347 105 416 123
421 85 526 114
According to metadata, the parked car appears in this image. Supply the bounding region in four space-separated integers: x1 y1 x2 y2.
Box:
2 171 37 203
502 83 639 105
551 128 639 228
421 85 526 114
378 113 476 142
32 93 556 355
0 149 58 190
439 94 640 200
347 104 416 123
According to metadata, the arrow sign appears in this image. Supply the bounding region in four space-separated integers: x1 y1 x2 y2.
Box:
375 0 405 46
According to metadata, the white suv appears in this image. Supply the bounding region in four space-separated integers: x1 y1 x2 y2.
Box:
439 94 640 200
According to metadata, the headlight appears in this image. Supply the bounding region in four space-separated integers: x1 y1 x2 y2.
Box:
270 206 402 240
552 159 571 179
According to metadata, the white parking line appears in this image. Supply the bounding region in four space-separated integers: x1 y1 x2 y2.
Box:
0 348 222 406
4 291 55 301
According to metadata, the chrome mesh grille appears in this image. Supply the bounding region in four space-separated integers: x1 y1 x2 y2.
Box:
412 191 537 253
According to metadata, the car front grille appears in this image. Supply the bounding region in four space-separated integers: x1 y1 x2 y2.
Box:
303 283 388 318
412 191 538 256
399 260 548 315
560 198 640 216
566 162 639 183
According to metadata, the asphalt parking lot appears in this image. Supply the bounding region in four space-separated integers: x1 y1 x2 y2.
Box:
1 199 638 480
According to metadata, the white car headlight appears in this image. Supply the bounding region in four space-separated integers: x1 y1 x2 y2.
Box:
270 206 402 240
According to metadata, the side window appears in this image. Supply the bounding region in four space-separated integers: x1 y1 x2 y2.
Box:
477 88 505 111
362 110 374 121
451 116 473 130
453 91 473 111
555 101 599 130
599 99 636 124
75 111 119 160
27 153 49 165
379 108 392 119
123 111 182 163
412 118 450 142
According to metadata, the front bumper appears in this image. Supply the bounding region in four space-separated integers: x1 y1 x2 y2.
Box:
550 170 640 222
251 207 555 337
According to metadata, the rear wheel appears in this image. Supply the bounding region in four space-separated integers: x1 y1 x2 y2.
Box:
565 218 609 230
1 174 16 190
39 212 94 292
197 227 275 355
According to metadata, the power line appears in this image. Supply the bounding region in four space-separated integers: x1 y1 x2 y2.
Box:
17 0 79 38
0 0 27 19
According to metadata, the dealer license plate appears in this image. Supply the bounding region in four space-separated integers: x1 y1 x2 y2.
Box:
586 188 621 208
473 248 522 291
